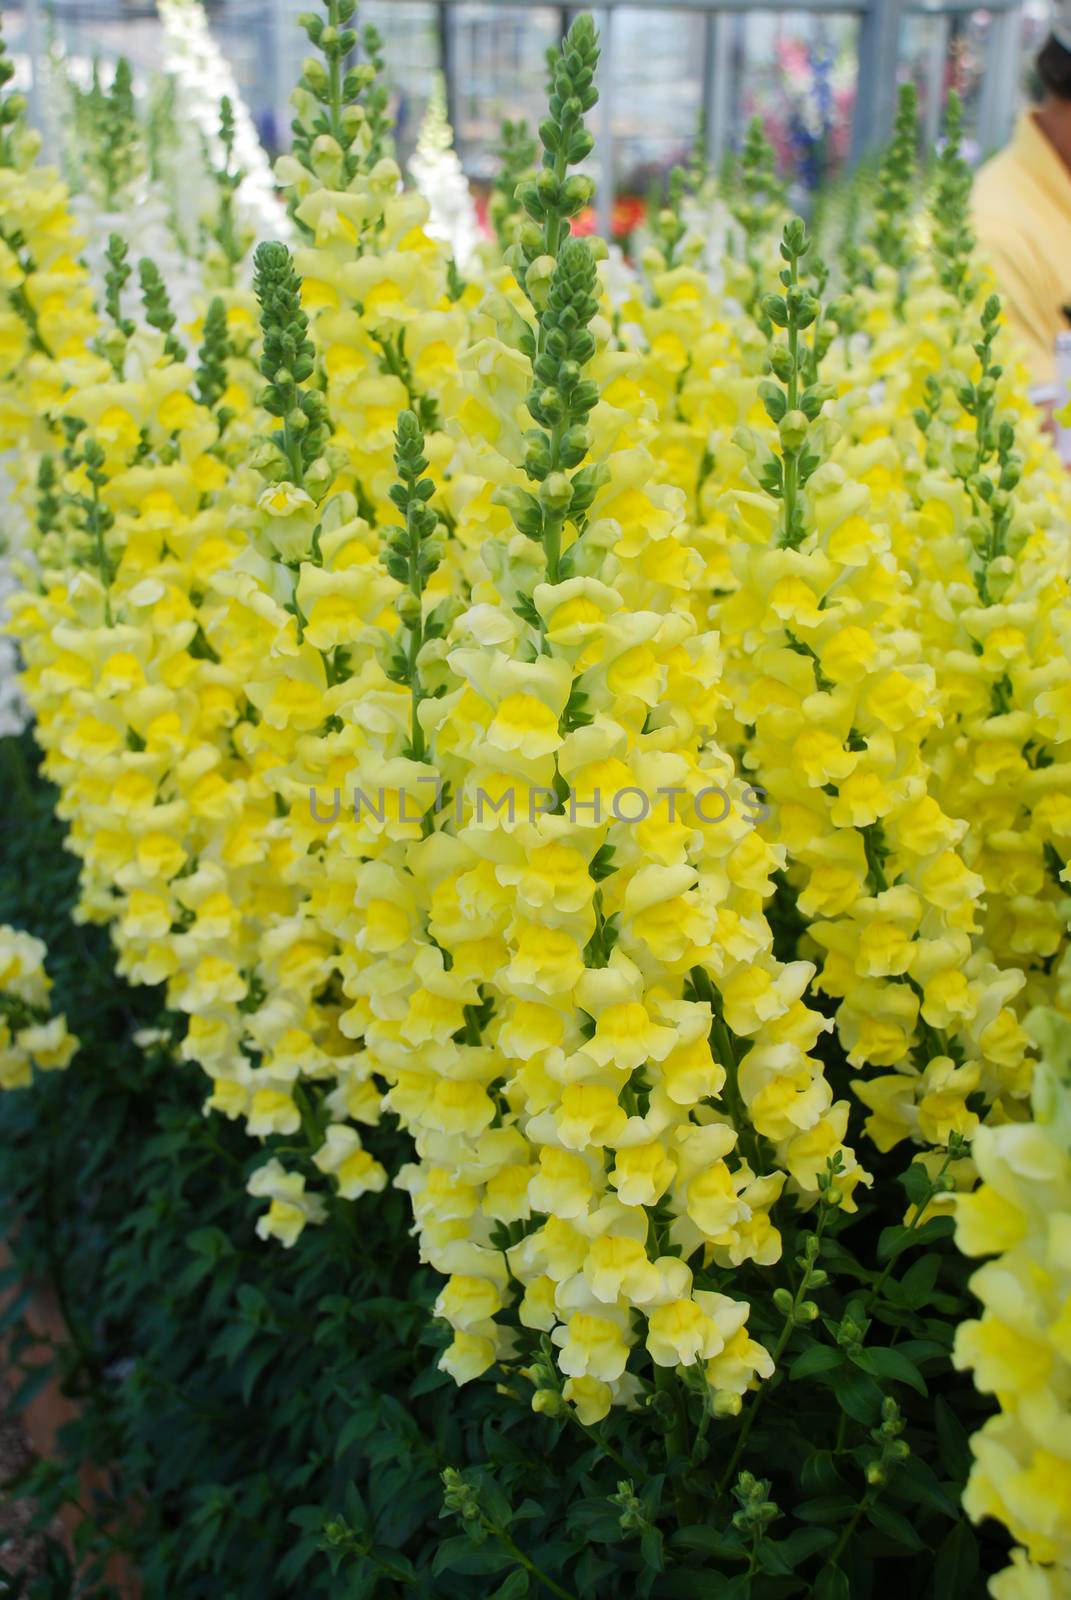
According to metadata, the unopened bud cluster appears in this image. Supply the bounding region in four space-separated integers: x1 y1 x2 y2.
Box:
252 240 330 486
292 0 389 189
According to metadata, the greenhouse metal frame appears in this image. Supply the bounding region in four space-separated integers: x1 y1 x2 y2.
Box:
17 0 1030 235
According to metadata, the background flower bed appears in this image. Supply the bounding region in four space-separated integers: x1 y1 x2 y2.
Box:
0 733 1010 1598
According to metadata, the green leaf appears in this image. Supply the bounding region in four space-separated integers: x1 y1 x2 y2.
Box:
829 1365 883 1425
876 1216 953 1264
866 1502 925 1552
764 1527 836 1570
9 1362 55 1414
432 1538 514 1578
335 1407 377 1460
789 1345 843 1381
898 1253 940 1308
512 1499 545 1523
801 1451 847 1497
935 1397 973 1484
893 1456 959 1519
896 1336 951 1365
568 1500 625 1542
477 1476 515 1530
719 1578 752 1600
672 1525 746 1559
852 1346 927 1395
641 1527 664 1573
795 1496 856 1524
490 1570 529 1600
813 1567 850 1600
934 1522 980 1597
900 1162 932 1206
664 1578 749 1600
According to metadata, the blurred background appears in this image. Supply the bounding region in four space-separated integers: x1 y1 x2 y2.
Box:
1 0 1062 235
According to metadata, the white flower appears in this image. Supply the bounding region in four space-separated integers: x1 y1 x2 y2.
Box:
156 0 289 251
407 77 482 272
0 543 30 740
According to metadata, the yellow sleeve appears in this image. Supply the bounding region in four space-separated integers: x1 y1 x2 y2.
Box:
971 182 1056 386
978 232 1056 387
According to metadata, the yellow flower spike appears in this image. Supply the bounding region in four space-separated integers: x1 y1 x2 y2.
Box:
954 1007 1071 1590
0 926 78 1088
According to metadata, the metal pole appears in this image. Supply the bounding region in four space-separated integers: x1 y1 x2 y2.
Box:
923 11 949 151
596 5 614 240
272 0 291 154
977 4 1020 157
24 0 44 132
851 0 905 164
703 10 730 169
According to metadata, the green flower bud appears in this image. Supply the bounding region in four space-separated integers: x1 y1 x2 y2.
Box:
301 58 327 93
531 1387 565 1417
536 168 560 204
395 590 421 626
541 472 573 512
561 174 595 213
538 387 564 424
779 410 809 453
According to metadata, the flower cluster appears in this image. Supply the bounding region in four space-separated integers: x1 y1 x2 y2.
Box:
954 1006 1071 1600
0 924 78 1089
3 0 1071 1460
617 92 1071 1180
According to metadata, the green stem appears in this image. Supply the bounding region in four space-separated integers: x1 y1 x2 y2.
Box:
715 1315 793 1499
716 1203 831 1498
484 1518 580 1600
281 415 304 486
406 500 426 762
541 145 571 283
782 251 800 548
819 1493 871 1585
655 1364 697 1523
326 0 344 143
711 1011 763 1175
563 1407 632 1475
90 478 113 626
691 967 764 1174
293 1081 324 1155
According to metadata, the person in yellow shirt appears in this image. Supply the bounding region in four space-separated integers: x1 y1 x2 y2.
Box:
972 13 1071 390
